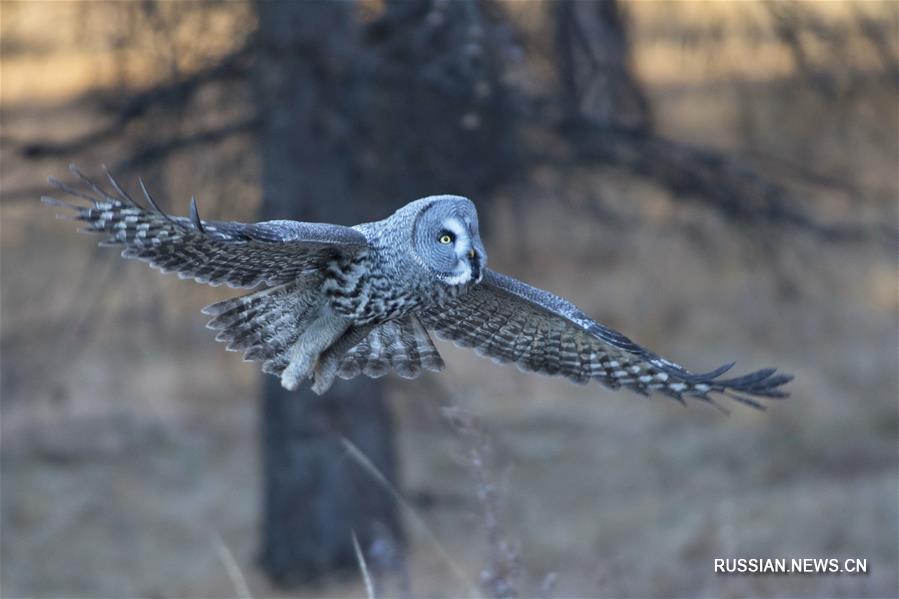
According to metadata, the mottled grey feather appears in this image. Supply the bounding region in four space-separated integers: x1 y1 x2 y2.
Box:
418 269 792 408
336 315 445 381
43 165 368 288
203 280 321 375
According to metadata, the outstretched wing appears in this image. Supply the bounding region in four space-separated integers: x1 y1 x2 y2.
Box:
418 269 792 409
42 165 369 288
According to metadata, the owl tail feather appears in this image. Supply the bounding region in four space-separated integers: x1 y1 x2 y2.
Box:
204 285 446 394
202 280 321 377
307 315 446 394
332 316 446 383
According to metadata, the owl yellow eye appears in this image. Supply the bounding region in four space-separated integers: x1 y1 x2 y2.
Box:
439 233 454 244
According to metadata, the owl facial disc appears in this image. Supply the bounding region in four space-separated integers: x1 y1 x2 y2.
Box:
410 195 487 287
441 216 479 285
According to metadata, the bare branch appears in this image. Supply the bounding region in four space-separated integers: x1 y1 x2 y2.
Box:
3 118 259 205
556 123 898 247
442 405 520 599
352 531 376 599
16 42 253 160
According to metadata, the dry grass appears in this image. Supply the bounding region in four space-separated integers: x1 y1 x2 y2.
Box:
2 2 897 598
2 192 896 597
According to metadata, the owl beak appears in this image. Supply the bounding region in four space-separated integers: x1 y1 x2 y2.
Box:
468 247 482 283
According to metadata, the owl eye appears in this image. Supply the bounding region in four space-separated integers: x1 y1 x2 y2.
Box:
438 232 454 245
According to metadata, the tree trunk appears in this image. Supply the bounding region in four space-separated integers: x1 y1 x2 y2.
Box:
253 0 402 586
553 0 652 132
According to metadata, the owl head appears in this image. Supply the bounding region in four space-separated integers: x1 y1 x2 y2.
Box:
409 195 487 286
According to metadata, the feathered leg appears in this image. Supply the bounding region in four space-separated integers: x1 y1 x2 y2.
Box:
203 279 349 391
280 307 351 391
311 324 377 395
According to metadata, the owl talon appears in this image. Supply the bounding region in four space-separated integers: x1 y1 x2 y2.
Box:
310 372 334 395
281 355 316 391
311 355 340 395
280 370 301 391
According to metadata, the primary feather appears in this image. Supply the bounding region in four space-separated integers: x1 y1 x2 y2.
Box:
419 270 791 410
43 164 366 288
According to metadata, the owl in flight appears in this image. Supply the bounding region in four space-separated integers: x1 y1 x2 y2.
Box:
44 166 791 409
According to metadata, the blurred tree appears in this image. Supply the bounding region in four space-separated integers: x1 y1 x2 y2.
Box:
251 0 521 585
545 0 873 241
252 1 401 584
359 0 521 203
11 0 896 590
553 0 652 131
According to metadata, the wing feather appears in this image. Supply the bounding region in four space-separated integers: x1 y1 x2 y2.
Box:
43 165 369 288
418 269 792 408
336 315 445 382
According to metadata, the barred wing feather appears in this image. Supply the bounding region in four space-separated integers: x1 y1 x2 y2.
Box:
418 270 792 409
42 165 368 289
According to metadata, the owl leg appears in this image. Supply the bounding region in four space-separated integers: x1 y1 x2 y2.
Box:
311 324 376 395
280 309 350 392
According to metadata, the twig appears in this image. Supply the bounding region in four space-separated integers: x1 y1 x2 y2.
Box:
16 42 253 160
554 123 899 247
341 437 481 598
4 118 259 206
442 405 520 599
352 530 376 599
117 117 261 171
210 530 252 599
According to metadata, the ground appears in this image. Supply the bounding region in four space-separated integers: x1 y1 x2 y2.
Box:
1 2 897 597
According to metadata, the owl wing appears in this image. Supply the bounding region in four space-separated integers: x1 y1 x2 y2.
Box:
418 269 792 409
42 165 369 288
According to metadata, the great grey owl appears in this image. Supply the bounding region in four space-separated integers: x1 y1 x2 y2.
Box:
44 166 791 408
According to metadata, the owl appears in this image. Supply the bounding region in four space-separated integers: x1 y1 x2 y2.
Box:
44 166 791 409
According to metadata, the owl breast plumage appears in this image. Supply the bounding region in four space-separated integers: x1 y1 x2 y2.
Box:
44 166 791 409
322 211 475 326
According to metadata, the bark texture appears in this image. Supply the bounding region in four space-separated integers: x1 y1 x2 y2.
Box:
254 0 402 585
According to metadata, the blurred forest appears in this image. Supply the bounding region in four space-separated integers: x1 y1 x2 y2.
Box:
1 1 897 598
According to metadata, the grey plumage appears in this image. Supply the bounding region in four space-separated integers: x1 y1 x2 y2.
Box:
418 270 791 410
336 315 445 381
44 165 792 408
